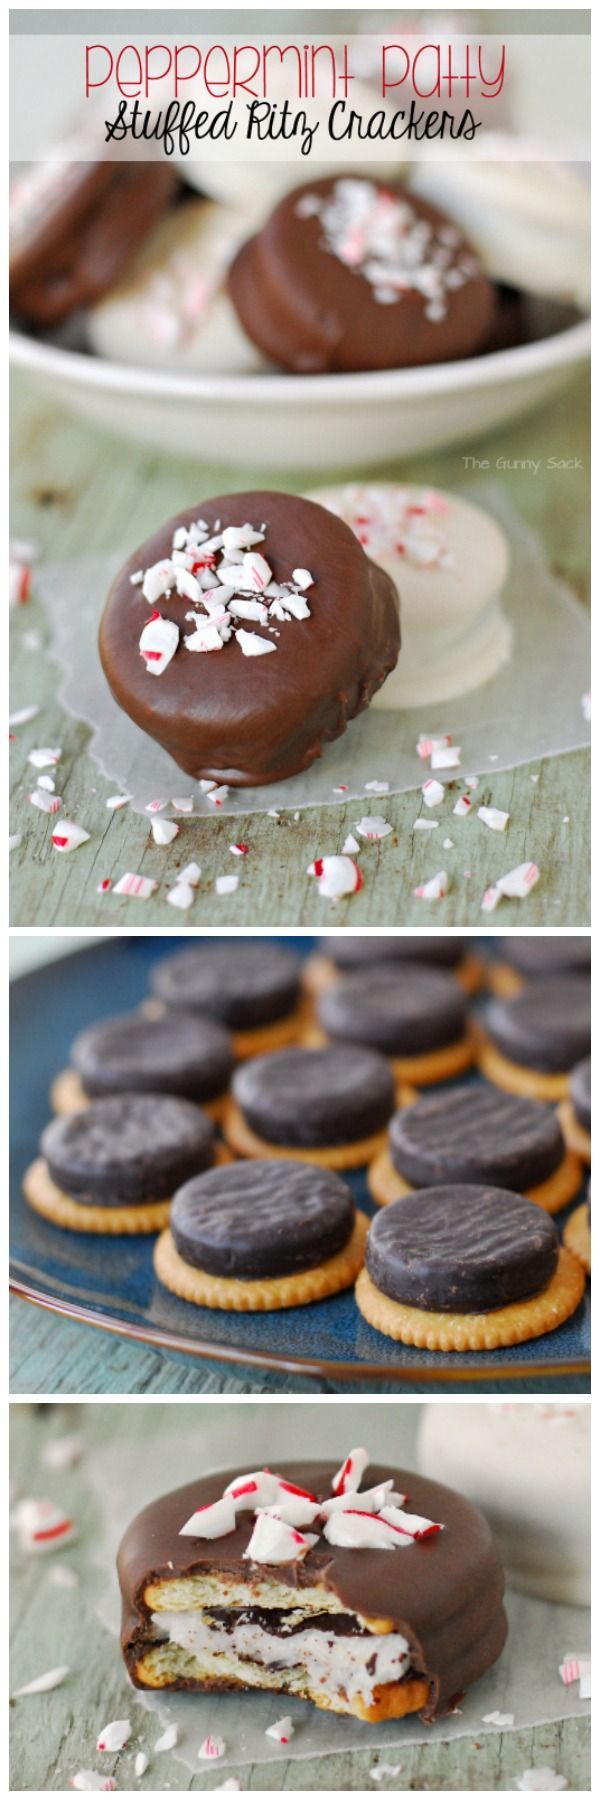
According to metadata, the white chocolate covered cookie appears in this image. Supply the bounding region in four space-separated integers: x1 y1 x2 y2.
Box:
88 199 266 374
306 482 512 707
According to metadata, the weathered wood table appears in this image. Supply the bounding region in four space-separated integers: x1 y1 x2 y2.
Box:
10 368 589 926
9 1402 590 1792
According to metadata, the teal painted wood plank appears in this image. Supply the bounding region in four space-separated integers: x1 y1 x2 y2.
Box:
10 369 590 925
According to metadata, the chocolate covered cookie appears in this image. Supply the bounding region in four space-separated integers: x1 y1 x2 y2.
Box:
10 157 177 327
99 492 399 787
155 1159 367 1310
118 1451 507 1720
304 934 484 997
490 936 591 996
23 1093 218 1235
369 1083 582 1215
51 1008 233 1120
479 976 591 1099
228 176 496 373
356 1185 585 1349
224 1044 395 1169
316 964 474 1086
151 942 304 1057
558 1056 592 1165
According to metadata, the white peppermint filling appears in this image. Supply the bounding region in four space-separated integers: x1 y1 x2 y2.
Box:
297 179 479 319
154 1610 411 1706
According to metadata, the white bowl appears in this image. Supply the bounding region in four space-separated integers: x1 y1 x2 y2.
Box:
10 315 590 472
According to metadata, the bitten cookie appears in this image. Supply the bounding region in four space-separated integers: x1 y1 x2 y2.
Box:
23 1093 218 1235
478 977 591 1100
118 1450 507 1720
558 1057 592 1165
10 156 177 327
228 176 496 372
51 1008 233 1121
316 963 474 1086
99 492 399 787
150 941 304 1058
369 1083 582 1215
356 1185 585 1350
224 1044 395 1169
155 1158 367 1310
303 934 484 998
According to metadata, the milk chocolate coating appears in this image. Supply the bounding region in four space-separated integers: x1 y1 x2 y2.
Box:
71 1009 233 1104
170 1159 355 1278
99 491 400 787
390 1084 565 1192
485 977 591 1075
10 162 177 327
571 1057 591 1134
499 936 591 979
366 1184 559 1312
318 964 468 1057
118 1460 507 1720
233 1044 395 1148
228 177 496 373
40 1094 215 1206
151 942 300 1031
320 935 467 970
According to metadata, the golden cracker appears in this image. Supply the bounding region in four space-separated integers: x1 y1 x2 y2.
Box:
486 963 525 998
557 1099 591 1166
563 1202 591 1276
367 1146 582 1216
154 1208 369 1311
22 1157 172 1236
222 1097 390 1169
50 1066 229 1126
355 1247 585 1350
476 1033 571 1101
455 952 487 995
231 1003 308 1060
390 1031 476 1086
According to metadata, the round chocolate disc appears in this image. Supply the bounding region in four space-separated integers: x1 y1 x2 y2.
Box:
170 1159 355 1278
366 1185 559 1312
71 1009 233 1103
151 942 301 1030
232 1044 395 1147
317 964 468 1057
41 1094 215 1206
485 977 591 1075
499 937 590 979
10 161 177 327
389 1084 565 1192
321 936 466 970
570 1057 591 1134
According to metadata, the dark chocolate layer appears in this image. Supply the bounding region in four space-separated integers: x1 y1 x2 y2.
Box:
118 1460 507 1721
170 1159 355 1278
571 1057 591 1134
232 1044 395 1147
228 178 496 373
320 936 467 970
318 964 468 1057
71 1009 233 1104
389 1084 565 1192
99 492 400 787
499 937 591 978
366 1184 559 1312
485 977 591 1074
10 161 177 327
151 942 300 1030
41 1093 215 1206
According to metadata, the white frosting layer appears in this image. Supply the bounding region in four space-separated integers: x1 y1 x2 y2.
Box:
155 1609 411 1704
418 1403 590 1608
410 143 590 307
306 481 512 707
88 199 265 373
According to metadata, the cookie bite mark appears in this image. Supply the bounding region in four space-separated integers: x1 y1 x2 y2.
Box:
99 492 400 787
228 177 496 372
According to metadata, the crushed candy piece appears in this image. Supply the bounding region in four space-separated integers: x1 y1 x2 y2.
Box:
155 1724 178 1753
97 1719 131 1753
208 784 229 805
413 818 438 830
342 833 360 854
482 1710 515 1727
113 872 158 899
496 862 540 899
244 1513 318 1565
15 1497 76 1552
265 1716 294 1744
97 879 112 894
365 779 389 794
478 806 509 833
307 855 362 899
28 746 61 768
139 611 179 676
179 1496 236 1540
515 1771 567 1792
12 1665 70 1696
215 874 239 895
70 1774 116 1792
145 798 168 813
413 870 448 900
354 815 393 841
171 796 193 812
37 773 56 792
229 843 249 856
431 744 461 770
105 794 130 811
134 1753 148 1777
453 794 472 817
42 1434 83 1470
198 1734 226 1760
30 789 61 814
166 881 195 911
464 774 479 789
151 817 179 847
332 1448 370 1495
236 629 276 656
481 884 502 913
9 704 39 726
443 837 454 849
177 861 201 886
422 779 444 808
51 820 90 853
9 833 23 851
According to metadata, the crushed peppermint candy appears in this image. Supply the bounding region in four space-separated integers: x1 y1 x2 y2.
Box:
167 880 195 910
297 179 477 320
307 855 363 899
482 1710 515 1728
478 805 509 832
155 1724 178 1752
208 784 229 806
97 878 112 894
342 833 360 854
37 774 56 792
354 815 393 841
464 774 479 789
413 869 448 900
28 746 61 768
431 744 461 770
30 789 61 814
180 1496 237 1539
42 1434 83 1470
515 1771 567 1792
417 732 452 761
12 1665 70 1697
496 862 540 899
70 1774 116 1791
106 794 131 811
151 817 179 847
198 1735 226 1760
453 794 472 817
97 1720 130 1754
177 1453 442 1565
146 798 168 813
481 884 502 913
215 873 239 895
332 1448 370 1494
171 795 193 812
422 779 444 808
265 1717 294 1744
177 860 201 886
229 843 249 856
51 820 90 853
113 872 158 899
365 779 389 794
136 516 315 673
134 1753 149 1777
9 704 39 726
414 818 438 830
9 833 23 852
559 1654 591 1697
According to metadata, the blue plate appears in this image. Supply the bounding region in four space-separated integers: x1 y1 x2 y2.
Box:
10 936 590 1384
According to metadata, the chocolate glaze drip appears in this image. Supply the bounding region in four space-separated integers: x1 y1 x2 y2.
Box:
118 1460 507 1720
